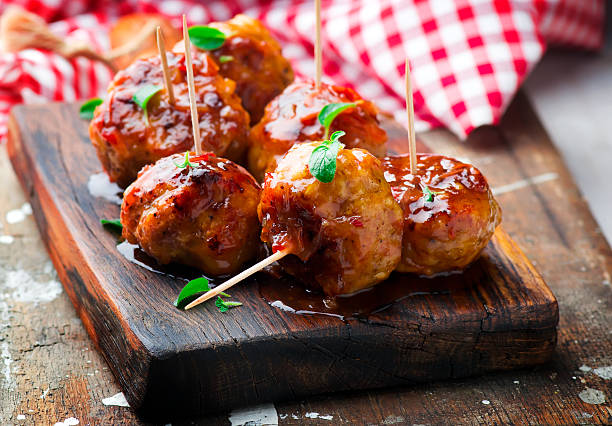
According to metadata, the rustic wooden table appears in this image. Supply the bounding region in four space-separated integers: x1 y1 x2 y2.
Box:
0 90 610 425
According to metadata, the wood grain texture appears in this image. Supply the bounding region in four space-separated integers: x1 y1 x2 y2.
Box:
7 101 558 421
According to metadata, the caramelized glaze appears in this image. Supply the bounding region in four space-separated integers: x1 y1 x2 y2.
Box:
121 152 261 276
248 80 387 181
383 154 501 275
90 52 250 188
258 142 403 296
207 14 294 124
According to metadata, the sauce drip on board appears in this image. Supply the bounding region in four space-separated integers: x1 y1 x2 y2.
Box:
257 263 484 321
117 241 206 282
116 240 482 321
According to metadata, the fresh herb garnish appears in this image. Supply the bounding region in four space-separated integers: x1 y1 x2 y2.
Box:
318 102 356 139
308 130 345 183
174 151 196 169
79 98 103 120
133 85 162 125
174 277 230 309
100 218 122 231
188 26 226 50
215 296 242 313
218 55 234 63
420 183 443 202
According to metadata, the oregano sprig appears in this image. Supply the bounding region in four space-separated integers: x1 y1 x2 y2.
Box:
308 130 345 183
133 84 162 125
174 151 196 169
174 277 231 310
420 183 443 202
187 26 226 50
100 218 122 232
79 98 103 120
318 102 356 139
215 296 242 313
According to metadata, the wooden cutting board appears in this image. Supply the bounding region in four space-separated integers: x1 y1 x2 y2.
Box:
7 103 558 422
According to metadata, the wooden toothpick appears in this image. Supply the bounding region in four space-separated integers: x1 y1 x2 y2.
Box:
184 248 292 310
405 59 417 174
314 0 322 90
156 26 175 105
182 15 202 155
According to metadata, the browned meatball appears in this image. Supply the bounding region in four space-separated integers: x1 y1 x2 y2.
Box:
248 80 387 182
207 14 294 124
121 153 261 276
90 51 250 188
382 154 502 275
258 142 403 296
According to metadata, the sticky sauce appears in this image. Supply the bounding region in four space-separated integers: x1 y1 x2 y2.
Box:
117 241 210 282
117 239 482 321
257 261 485 321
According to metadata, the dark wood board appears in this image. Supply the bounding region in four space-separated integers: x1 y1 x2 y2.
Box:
7 102 558 421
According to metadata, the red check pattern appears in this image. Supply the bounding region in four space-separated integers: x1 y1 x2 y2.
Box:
0 0 604 142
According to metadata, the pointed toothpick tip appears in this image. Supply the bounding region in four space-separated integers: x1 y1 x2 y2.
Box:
184 248 292 310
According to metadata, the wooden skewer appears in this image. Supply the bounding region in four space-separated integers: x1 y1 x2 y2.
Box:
183 15 202 155
184 247 292 310
156 26 175 105
405 59 417 174
314 0 322 90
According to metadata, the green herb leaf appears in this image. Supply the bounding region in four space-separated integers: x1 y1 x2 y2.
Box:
133 85 162 125
173 151 196 169
215 296 242 313
318 102 356 139
79 98 103 120
218 55 234 63
175 277 208 308
174 277 230 309
420 183 443 202
188 26 226 50
100 218 122 231
308 130 345 183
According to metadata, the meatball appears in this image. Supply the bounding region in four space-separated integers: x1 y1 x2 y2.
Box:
382 154 502 275
90 51 250 188
258 142 403 296
121 152 261 276
248 80 387 182
205 14 294 124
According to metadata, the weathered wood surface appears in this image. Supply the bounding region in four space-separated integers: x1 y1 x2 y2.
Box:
0 92 610 425
5 98 558 421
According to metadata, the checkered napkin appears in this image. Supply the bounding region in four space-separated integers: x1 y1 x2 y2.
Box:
0 0 604 142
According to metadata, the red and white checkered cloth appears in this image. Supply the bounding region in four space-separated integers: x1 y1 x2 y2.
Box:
0 0 604 142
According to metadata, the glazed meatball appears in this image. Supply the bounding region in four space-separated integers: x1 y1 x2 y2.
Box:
248 80 387 182
382 154 502 275
206 14 294 124
121 153 261 276
90 51 250 188
258 142 403 296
